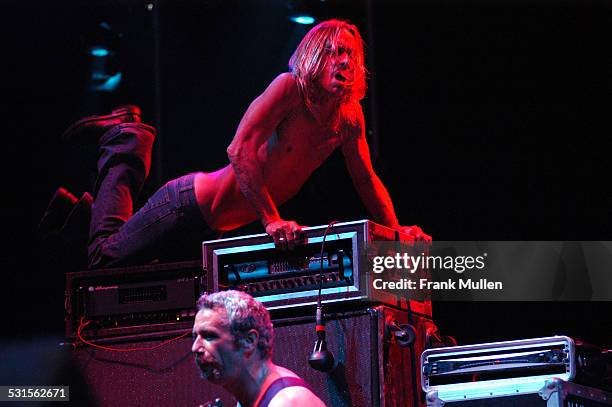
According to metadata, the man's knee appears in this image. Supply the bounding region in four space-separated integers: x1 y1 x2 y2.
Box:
98 123 156 173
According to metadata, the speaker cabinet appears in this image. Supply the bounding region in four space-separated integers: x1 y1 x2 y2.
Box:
272 306 434 407
69 306 434 406
67 334 223 407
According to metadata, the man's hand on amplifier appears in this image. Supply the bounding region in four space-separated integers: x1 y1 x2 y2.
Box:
265 219 305 250
397 225 432 243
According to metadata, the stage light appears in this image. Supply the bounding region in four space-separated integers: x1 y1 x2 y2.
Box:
90 47 110 57
290 15 315 25
91 72 122 92
286 0 325 25
85 21 122 93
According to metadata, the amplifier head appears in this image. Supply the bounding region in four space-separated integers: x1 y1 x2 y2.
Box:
202 219 432 315
65 260 205 340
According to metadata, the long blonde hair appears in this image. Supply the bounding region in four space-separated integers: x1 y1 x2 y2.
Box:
289 19 366 125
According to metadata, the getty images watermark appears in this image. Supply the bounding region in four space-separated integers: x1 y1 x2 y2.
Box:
364 241 612 301
371 250 501 291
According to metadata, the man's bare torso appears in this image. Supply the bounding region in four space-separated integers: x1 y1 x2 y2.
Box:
195 87 354 231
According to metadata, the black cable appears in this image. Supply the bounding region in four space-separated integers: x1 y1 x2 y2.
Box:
317 220 338 306
406 300 420 407
308 220 339 372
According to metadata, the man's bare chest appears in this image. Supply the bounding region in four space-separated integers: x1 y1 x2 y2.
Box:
267 110 344 161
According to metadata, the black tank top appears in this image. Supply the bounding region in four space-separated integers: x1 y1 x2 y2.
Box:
256 377 313 407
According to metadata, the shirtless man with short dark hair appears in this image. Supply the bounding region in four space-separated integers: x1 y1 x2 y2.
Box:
63 19 430 269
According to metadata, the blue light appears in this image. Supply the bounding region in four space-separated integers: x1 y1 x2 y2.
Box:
90 47 110 57
291 15 315 25
91 72 122 92
101 72 122 91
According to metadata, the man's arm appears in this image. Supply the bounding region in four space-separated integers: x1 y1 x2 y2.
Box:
341 110 431 242
226 73 303 247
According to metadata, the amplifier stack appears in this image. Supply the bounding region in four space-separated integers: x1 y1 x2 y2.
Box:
64 220 438 406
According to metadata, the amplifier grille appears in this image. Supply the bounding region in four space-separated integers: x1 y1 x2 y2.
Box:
119 285 167 304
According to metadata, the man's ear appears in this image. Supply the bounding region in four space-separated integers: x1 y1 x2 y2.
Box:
239 329 259 356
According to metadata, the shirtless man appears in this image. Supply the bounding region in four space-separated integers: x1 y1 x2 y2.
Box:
63 19 430 269
192 290 325 407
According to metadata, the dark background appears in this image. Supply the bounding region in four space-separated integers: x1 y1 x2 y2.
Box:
2 0 610 357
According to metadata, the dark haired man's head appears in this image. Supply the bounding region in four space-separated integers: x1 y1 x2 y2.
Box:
192 290 274 383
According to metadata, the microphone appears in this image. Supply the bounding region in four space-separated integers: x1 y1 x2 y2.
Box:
308 221 338 373
308 305 335 372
